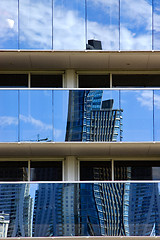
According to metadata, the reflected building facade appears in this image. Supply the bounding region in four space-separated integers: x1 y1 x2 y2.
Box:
65 90 122 142
0 184 32 237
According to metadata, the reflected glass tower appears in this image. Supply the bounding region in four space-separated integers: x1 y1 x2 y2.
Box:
0 184 32 237
129 183 160 236
65 90 122 142
79 183 126 236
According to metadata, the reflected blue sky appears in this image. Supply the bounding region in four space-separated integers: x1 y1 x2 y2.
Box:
0 0 160 50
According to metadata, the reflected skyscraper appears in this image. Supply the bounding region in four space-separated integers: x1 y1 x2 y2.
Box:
33 183 78 237
129 183 160 236
65 90 122 142
0 184 32 237
79 183 126 236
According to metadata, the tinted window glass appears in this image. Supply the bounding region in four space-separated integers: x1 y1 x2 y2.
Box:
79 75 110 88
0 74 28 87
0 161 28 181
31 75 62 88
80 161 111 180
30 161 62 181
114 161 160 180
113 75 160 87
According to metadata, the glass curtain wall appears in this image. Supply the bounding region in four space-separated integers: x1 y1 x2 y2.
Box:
1 0 160 50
0 89 160 142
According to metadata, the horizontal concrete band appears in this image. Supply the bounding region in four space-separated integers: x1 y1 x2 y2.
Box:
0 51 160 71
0 142 159 159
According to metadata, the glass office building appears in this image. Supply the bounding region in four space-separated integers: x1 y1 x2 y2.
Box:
0 0 160 239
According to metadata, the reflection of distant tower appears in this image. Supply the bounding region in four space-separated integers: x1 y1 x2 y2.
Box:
54 184 78 236
65 90 122 142
0 213 10 238
129 183 160 236
80 183 126 236
0 184 32 237
33 183 78 237
32 184 56 237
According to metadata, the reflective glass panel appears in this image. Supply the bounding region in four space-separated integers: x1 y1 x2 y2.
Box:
120 0 152 50
121 90 153 141
0 161 28 181
30 161 62 181
86 0 119 50
19 0 52 49
79 75 110 88
53 0 85 50
0 0 18 49
153 0 160 50
54 90 69 141
80 161 111 180
20 90 53 142
154 90 160 141
114 161 160 180
0 90 18 142
0 183 160 237
65 90 121 142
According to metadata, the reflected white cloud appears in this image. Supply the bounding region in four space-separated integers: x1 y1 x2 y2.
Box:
137 91 160 110
7 19 14 29
0 116 18 127
19 114 52 130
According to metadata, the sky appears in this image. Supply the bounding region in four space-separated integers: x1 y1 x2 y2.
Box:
0 0 160 50
0 89 159 142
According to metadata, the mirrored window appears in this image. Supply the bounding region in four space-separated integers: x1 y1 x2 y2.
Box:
86 0 119 50
80 161 111 180
30 161 62 181
53 0 85 50
121 90 153 141
154 90 160 141
31 74 62 88
20 90 53 142
120 0 152 50
19 0 52 49
153 0 160 50
0 0 18 49
114 161 160 180
79 75 110 88
0 161 28 181
0 90 18 141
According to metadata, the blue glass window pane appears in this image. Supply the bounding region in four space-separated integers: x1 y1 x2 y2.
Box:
86 0 119 50
54 90 69 142
0 90 18 142
0 0 18 49
121 90 153 141
53 0 85 50
154 90 160 141
153 0 160 50
19 0 52 49
120 0 152 50
20 90 53 142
